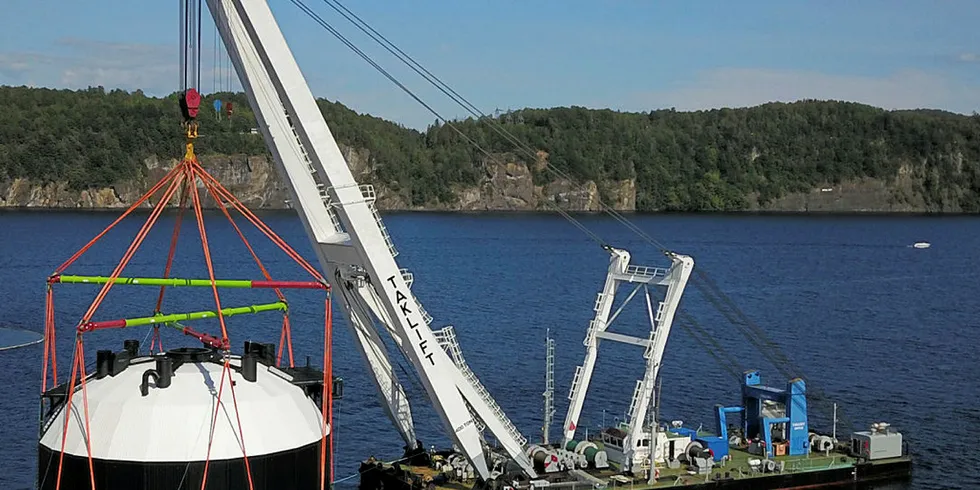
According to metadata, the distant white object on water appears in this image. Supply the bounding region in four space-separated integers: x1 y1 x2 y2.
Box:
912 242 930 249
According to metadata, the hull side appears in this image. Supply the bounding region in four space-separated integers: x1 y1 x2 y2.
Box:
359 457 912 490
641 458 912 489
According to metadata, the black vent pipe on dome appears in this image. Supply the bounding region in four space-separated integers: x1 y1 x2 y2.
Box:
123 339 139 357
242 352 257 382
156 354 173 389
96 350 113 379
140 370 159 397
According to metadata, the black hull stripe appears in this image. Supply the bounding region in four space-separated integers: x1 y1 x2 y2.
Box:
38 439 329 490
360 458 912 490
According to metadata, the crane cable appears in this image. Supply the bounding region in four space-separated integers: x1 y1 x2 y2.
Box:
316 0 634 222
292 0 848 428
180 0 203 93
288 0 608 249
294 0 763 359
314 0 844 392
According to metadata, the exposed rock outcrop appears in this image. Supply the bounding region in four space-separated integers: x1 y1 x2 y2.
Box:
0 151 637 212
754 163 943 213
1 146 955 213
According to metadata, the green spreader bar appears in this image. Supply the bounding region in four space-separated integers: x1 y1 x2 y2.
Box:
54 274 325 290
80 301 287 332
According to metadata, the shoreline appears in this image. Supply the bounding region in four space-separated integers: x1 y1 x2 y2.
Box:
1 206 977 218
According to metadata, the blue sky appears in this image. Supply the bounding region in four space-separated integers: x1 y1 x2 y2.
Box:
1 0 977 129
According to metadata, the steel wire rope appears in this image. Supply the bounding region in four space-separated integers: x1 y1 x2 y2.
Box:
0 336 43 351
331 0 854 425
318 0 620 247
196 0 202 92
691 273 848 419
318 0 645 247
295 0 760 394
690 274 851 428
180 0 187 90
676 311 741 380
213 22 219 94
335 272 426 399
288 0 607 248
298 0 762 359
293 0 849 430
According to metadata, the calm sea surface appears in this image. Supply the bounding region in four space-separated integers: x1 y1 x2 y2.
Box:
0 210 976 489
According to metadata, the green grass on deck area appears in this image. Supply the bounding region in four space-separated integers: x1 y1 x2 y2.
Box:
641 447 854 488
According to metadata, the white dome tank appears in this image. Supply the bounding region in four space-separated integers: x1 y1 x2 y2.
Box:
37 341 332 489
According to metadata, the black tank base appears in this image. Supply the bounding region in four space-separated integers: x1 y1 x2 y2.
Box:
38 440 326 490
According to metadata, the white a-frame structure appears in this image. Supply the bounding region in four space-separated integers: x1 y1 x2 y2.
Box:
562 247 693 477
205 0 536 480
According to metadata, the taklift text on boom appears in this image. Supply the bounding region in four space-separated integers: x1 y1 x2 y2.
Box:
386 275 436 366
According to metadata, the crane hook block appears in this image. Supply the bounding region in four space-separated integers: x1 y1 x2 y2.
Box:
180 88 202 121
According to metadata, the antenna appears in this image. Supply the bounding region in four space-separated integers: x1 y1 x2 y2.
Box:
543 328 556 445
833 402 838 443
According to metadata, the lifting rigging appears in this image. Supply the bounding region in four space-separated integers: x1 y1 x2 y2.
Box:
38 0 862 487
37 2 334 488
39 129 336 489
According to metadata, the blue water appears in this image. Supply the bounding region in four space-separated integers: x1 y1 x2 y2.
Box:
0 210 976 489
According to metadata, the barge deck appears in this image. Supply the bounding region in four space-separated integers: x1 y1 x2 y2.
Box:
360 444 912 490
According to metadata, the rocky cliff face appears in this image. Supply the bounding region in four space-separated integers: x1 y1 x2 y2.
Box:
0 150 637 212
0 154 289 209
0 149 945 213
752 163 952 213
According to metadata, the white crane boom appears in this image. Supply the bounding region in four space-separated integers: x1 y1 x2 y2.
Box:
205 0 536 479
205 0 418 447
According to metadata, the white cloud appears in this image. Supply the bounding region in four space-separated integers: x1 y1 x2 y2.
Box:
0 38 185 95
630 68 980 115
4 36 978 129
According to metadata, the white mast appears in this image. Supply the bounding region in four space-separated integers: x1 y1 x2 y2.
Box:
205 0 535 479
543 328 555 445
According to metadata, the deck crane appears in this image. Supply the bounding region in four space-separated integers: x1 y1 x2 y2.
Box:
204 0 537 481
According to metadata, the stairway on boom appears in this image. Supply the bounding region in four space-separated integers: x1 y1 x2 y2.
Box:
434 326 528 447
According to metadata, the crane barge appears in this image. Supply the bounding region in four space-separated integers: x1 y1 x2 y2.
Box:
204 2 913 487
35 0 913 488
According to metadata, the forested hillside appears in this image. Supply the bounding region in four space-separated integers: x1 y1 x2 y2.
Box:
1 85 978 211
